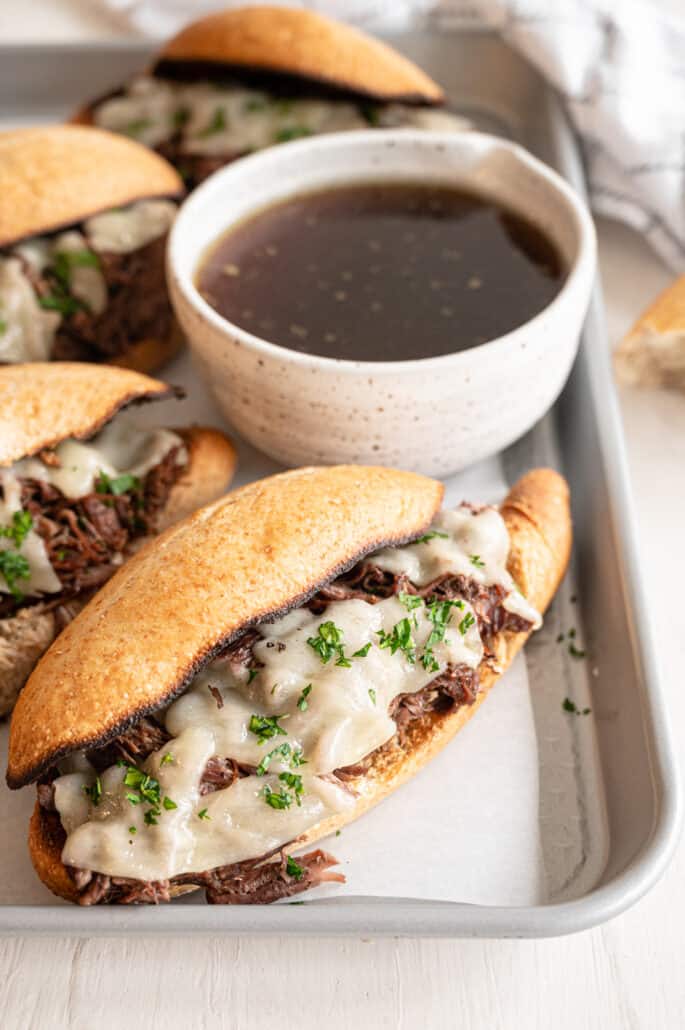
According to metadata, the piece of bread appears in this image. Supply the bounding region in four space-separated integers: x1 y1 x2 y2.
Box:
0 126 183 249
72 5 444 131
614 274 685 390
0 126 184 375
0 362 175 467
0 363 237 716
153 6 444 104
11 468 571 905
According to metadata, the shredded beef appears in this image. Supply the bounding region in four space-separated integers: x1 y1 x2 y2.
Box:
70 846 343 906
87 716 172 772
1 450 183 618
156 141 240 190
316 563 532 643
200 849 345 905
199 756 258 795
50 234 174 362
37 782 56 811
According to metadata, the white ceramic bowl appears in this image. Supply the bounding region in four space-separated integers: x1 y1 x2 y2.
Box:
168 130 596 476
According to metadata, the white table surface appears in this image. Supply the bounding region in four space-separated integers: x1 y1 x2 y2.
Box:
1 4 684 1029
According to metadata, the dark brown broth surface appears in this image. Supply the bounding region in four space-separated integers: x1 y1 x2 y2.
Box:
197 182 565 362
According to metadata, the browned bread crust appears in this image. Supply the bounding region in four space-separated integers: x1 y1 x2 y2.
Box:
0 363 176 467
153 6 443 103
0 425 237 718
26 468 570 904
0 126 183 248
614 274 685 389
8 466 443 788
108 327 185 377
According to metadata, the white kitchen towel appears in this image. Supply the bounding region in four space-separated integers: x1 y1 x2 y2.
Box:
100 0 685 270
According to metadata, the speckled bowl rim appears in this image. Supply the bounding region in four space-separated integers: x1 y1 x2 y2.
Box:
169 129 597 373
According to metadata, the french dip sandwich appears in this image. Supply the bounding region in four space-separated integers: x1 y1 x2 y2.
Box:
78 6 467 189
0 126 184 370
8 464 571 906
0 362 236 715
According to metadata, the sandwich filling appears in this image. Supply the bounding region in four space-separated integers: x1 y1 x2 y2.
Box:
0 199 177 365
0 411 186 617
93 77 469 188
38 502 541 905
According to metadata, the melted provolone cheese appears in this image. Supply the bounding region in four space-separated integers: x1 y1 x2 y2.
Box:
0 257 58 363
0 200 175 364
93 76 469 157
0 413 184 597
167 595 482 775
85 200 177 255
59 728 354 881
53 230 107 315
372 506 541 627
53 502 540 883
0 469 61 595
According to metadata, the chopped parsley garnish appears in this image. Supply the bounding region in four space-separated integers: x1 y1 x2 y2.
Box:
53 249 100 290
278 771 304 806
377 617 416 664
199 107 227 137
286 855 305 881
414 530 449 544
172 106 190 128
261 784 293 810
82 777 102 806
307 621 351 667
398 592 423 612
568 643 586 659
352 642 372 658
420 599 466 671
556 632 565 644
160 753 174 766
245 96 268 112
458 612 476 636
274 126 311 143
0 549 31 599
198 808 211 820
128 826 137 835
124 117 153 137
119 763 174 826
562 698 591 715
255 742 306 777
0 318 6 336
297 684 312 711
95 471 141 496
0 509 32 548
470 554 486 569
249 713 287 744
368 688 377 705
247 667 260 684
38 291 83 317
360 103 381 126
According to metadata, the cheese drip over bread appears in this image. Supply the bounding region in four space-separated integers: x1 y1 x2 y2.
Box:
53 502 541 884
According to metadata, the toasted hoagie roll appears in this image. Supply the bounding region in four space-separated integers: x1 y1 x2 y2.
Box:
0 125 184 371
75 6 468 190
9 465 570 906
0 363 236 714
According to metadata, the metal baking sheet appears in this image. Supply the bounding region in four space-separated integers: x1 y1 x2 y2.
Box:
0 30 680 938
